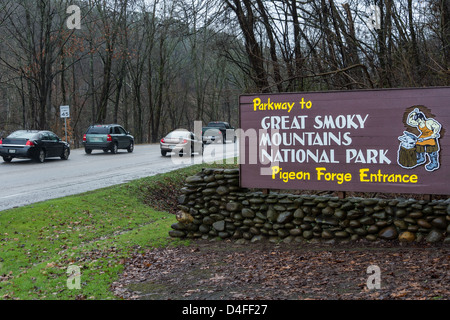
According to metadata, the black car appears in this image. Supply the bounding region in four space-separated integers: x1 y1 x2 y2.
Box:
0 130 70 163
83 124 134 154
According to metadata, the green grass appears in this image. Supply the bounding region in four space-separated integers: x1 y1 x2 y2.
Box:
0 159 238 300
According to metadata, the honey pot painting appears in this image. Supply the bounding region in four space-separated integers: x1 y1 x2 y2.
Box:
397 106 442 172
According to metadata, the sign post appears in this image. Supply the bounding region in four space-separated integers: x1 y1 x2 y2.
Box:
60 105 70 142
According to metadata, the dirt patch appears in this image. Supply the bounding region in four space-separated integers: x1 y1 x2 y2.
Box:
111 239 449 300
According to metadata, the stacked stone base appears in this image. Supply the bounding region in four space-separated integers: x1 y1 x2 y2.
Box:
169 168 450 244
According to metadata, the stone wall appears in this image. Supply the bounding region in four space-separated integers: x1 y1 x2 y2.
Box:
169 168 450 244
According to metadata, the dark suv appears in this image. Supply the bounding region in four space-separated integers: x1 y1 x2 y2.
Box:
83 124 134 154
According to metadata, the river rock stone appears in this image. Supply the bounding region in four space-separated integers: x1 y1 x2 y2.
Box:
426 229 443 243
216 186 229 195
366 234 377 241
176 211 194 224
395 209 407 218
321 230 334 239
367 225 378 234
363 199 378 206
431 217 447 229
267 208 279 222
202 216 215 225
226 202 241 212
394 220 407 230
277 229 290 238
347 210 362 219
354 228 367 236
372 212 387 219
185 175 204 184
169 230 186 238
417 219 432 229
334 209 346 220
273 205 286 211
359 217 374 225
315 215 339 226
303 230 313 239
335 231 349 238
218 231 230 238
249 198 265 204
250 235 264 242
378 226 398 240
223 168 239 175
212 220 225 232
409 212 423 219
199 224 210 234
277 211 294 224
322 207 334 216
293 208 304 219
241 208 255 218
171 222 186 230
399 231 415 242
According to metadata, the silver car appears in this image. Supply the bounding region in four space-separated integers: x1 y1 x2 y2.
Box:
160 129 203 157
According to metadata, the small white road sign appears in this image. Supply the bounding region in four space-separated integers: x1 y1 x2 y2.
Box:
60 105 70 118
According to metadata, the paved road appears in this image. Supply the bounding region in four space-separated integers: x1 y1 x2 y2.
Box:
0 142 239 211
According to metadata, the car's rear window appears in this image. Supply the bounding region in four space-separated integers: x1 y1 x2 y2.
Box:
208 123 226 128
7 131 39 139
87 126 110 134
166 131 189 138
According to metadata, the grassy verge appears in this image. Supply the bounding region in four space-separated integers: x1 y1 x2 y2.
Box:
0 159 238 300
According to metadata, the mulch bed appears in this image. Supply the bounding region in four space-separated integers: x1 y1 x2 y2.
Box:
111 239 449 300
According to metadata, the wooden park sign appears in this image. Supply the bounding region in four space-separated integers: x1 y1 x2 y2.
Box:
238 87 450 195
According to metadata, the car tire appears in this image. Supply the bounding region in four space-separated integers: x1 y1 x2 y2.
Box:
85 148 92 154
161 150 167 157
36 149 46 163
111 143 118 154
127 141 134 153
2 156 12 163
61 148 70 160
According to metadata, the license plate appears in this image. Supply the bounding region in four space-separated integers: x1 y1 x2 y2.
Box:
91 137 102 142
8 149 16 154
169 145 175 149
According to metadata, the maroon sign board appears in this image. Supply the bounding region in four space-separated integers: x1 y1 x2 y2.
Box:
239 87 450 195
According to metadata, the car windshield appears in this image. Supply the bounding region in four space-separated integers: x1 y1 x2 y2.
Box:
165 131 189 139
87 126 110 134
7 131 39 139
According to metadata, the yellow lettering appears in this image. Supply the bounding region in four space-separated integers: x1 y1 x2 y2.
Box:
359 169 418 184
271 166 280 179
253 97 261 111
315 167 352 184
360 168 370 182
271 166 310 183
